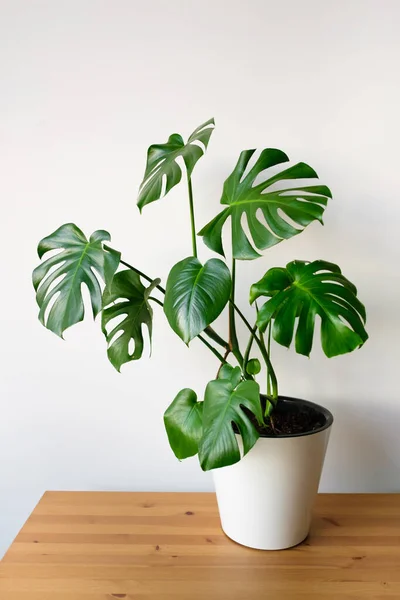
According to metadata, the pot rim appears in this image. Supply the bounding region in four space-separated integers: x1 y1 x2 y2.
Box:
257 395 334 439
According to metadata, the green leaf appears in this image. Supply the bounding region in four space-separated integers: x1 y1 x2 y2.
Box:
218 364 242 387
32 223 120 337
164 388 203 460
199 149 332 260
246 358 261 375
137 118 215 211
102 271 160 372
164 257 231 344
251 260 368 358
199 378 262 471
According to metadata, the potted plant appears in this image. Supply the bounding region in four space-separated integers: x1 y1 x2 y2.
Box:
32 118 368 550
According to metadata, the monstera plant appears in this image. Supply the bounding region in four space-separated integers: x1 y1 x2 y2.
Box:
33 118 368 472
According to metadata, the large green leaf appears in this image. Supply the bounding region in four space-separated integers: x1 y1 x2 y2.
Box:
102 270 160 372
250 260 368 358
137 118 215 211
164 256 231 344
199 148 332 260
199 378 262 471
32 223 120 337
164 388 203 460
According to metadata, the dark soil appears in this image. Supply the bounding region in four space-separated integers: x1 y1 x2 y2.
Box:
243 397 326 437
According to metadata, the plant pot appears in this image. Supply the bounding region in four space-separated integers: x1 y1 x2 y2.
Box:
212 396 333 550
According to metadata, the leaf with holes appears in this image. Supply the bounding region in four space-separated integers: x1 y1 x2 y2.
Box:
32 223 120 337
164 388 203 459
137 118 215 211
199 148 332 260
102 270 160 371
199 378 262 471
250 260 368 358
164 256 231 344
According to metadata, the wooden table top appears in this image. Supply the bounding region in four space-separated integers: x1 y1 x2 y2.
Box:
1 492 399 599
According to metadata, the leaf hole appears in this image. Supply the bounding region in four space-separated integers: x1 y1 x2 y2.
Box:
190 138 206 153
239 212 261 254
43 291 61 325
128 338 136 356
39 248 64 260
276 207 303 231
104 312 127 335
239 149 262 184
254 208 279 237
160 173 167 198
107 328 125 346
44 272 67 296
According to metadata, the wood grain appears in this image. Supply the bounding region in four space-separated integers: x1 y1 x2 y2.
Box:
1 492 400 599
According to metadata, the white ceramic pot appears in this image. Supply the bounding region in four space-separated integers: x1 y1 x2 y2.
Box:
213 397 333 550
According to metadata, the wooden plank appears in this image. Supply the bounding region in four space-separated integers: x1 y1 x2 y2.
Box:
1 492 400 599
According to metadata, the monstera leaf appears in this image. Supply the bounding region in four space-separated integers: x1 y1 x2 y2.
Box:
32 223 120 337
164 388 203 460
199 378 262 471
102 270 160 371
164 256 231 344
250 260 368 358
137 118 215 211
199 148 332 260
218 364 242 386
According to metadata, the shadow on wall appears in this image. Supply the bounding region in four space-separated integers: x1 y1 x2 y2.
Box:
322 401 400 493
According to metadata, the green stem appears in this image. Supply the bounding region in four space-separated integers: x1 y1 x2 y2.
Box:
104 245 166 294
266 322 272 396
229 259 244 366
216 348 231 378
255 300 272 398
187 175 197 258
267 319 272 355
242 324 256 379
204 326 230 351
231 301 278 401
198 334 228 364
148 296 163 307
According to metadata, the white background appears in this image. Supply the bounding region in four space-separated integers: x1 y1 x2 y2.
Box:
1 0 399 557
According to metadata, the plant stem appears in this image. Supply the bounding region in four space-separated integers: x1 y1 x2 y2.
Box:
148 296 163 307
198 334 228 364
230 301 278 401
204 326 230 350
104 245 166 294
187 175 197 258
267 319 272 355
266 322 272 396
228 259 244 366
216 348 231 378
242 323 256 379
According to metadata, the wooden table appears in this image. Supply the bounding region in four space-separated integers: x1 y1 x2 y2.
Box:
1 492 399 599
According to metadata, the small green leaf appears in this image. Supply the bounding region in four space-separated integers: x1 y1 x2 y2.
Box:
137 118 215 211
164 256 231 344
198 149 331 260
251 260 368 358
102 271 160 372
218 364 242 387
164 388 203 459
199 378 262 471
246 358 261 375
32 223 120 337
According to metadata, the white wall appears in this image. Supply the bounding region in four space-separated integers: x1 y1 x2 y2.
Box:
1 0 399 556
